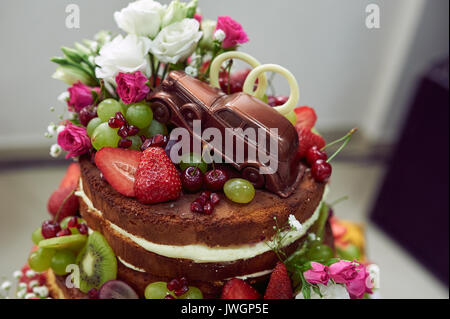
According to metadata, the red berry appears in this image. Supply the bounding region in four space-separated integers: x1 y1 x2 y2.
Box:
77 223 88 235
56 228 71 237
167 278 181 291
264 262 293 299
294 106 317 131
67 216 78 228
47 187 79 222
268 96 289 107
134 147 182 204
306 146 328 165
88 288 99 299
127 125 139 136
118 138 132 149
79 106 97 127
118 125 129 138
41 220 61 239
181 167 203 193
95 147 142 197
204 169 228 191
311 159 332 182
174 285 189 297
191 201 204 213
210 193 220 206
203 201 214 215
221 278 260 299
296 127 326 159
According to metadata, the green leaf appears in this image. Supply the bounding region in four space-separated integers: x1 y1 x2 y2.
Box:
61 47 84 64
186 0 198 18
50 56 71 66
312 285 323 298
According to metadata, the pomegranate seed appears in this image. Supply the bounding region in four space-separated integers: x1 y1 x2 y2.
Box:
77 223 89 235
127 125 139 136
140 135 147 143
167 278 181 291
41 220 61 239
88 288 99 299
67 216 78 228
174 286 189 297
140 139 152 151
200 191 212 199
203 201 214 215
118 125 129 138
79 106 97 127
210 193 220 206
151 134 169 148
179 277 188 287
108 117 122 129
190 201 204 214
194 196 207 206
118 138 132 149
115 112 126 123
56 228 71 237
164 294 175 299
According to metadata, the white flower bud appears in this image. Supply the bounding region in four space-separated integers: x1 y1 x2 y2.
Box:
25 269 36 278
12 270 23 279
1 281 12 291
288 214 302 231
214 29 226 42
33 286 49 298
24 293 37 299
50 144 62 158
56 125 66 134
57 91 70 104
18 282 27 290
185 66 198 77
28 280 39 288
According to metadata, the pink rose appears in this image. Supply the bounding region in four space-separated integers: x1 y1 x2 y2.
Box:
57 123 91 159
194 13 202 24
67 81 100 112
216 16 249 49
328 260 358 284
115 71 150 105
345 264 373 299
303 262 330 285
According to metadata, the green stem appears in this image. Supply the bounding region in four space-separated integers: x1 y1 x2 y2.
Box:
321 128 357 151
161 64 169 81
329 196 349 207
149 53 156 89
323 128 357 163
53 189 76 223
153 62 161 86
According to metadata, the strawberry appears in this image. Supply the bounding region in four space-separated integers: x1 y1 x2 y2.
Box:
47 186 79 222
297 127 326 159
94 147 142 197
294 106 317 131
59 162 81 189
264 262 293 299
221 278 260 299
134 147 181 204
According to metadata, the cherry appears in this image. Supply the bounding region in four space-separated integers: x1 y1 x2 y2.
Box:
203 201 214 215
190 201 204 214
79 106 98 127
118 138 132 149
311 159 332 182
306 146 328 165
67 216 78 228
204 169 228 191
118 125 129 138
77 223 89 235
181 167 203 193
210 193 220 206
41 220 61 239
267 96 289 107
56 228 71 237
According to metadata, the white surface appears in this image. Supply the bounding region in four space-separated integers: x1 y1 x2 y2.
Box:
0 162 448 298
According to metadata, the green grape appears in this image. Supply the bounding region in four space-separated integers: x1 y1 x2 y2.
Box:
144 282 171 299
224 178 255 204
60 217 85 229
32 227 44 245
28 248 55 272
179 153 208 173
91 123 120 150
87 117 102 137
50 250 77 275
178 286 203 299
97 99 124 122
305 242 334 263
337 244 361 261
140 120 168 138
125 102 153 129
126 135 142 151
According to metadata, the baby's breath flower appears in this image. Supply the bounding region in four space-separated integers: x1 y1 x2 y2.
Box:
28 280 39 288
185 66 198 77
1 281 12 291
50 144 62 158
57 91 70 104
16 290 26 299
56 125 66 134
33 286 49 298
24 293 37 299
18 282 27 290
308 233 317 241
25 270 36 278
214 29 226 42
288 214 302 231
12 271 22 279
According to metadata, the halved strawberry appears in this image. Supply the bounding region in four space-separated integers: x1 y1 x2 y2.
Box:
297 127 326 159
94 147 142 197
294 106 317 131
221 278 260 299
264 262 293 299
59 162 81 189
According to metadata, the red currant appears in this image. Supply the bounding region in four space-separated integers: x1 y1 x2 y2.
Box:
311 159 332 182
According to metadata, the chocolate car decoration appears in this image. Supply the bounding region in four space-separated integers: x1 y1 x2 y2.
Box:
148 70 302 198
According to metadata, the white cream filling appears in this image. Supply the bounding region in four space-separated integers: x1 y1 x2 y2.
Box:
117 257 146 273
76 179 326 263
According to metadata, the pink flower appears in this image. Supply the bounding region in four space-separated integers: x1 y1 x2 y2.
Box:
67 81 100 112
194 13 202 24
345 263 373 299
328 260 358 284
216 16 249 49
115 71 150 105
304 262 330 285
57 123 91 159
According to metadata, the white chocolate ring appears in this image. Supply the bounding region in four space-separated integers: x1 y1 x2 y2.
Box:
209 51 267 98
243 64 299 116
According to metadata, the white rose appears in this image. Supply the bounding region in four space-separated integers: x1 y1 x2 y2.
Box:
114 0 166 38
95 34 151 85
295 283 350 299
161 0 187 28
149 18 202 64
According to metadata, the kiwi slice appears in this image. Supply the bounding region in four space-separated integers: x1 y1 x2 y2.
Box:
39 234 87 251
76 231 117 293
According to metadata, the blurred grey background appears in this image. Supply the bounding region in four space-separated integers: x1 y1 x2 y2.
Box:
0 0 448 298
